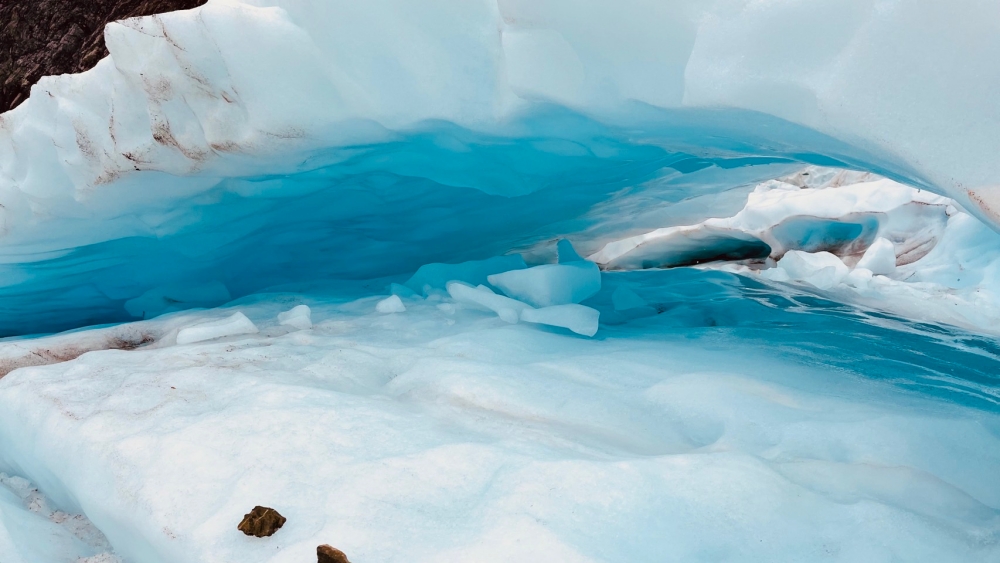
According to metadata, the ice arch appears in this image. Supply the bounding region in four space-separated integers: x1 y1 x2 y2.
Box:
0 0 998 335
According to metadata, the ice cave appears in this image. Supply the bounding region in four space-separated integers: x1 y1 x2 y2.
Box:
1 1 999 562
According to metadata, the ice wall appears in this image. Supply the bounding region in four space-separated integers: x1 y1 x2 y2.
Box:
1 0 998 334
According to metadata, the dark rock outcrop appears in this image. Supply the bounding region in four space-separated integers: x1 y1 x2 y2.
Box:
0 0 206 113
317 545 351 563
237 506 286 538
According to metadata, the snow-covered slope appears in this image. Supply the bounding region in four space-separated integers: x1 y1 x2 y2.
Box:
1 277 999 563
2 0 1000 334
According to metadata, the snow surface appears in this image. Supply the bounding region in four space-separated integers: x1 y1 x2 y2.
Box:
0 473 117 563
1 276 999 563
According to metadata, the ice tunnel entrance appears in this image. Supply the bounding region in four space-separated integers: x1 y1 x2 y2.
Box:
0 106 951 337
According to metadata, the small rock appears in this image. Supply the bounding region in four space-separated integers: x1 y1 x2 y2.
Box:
317 544 351 563
237 506 286 537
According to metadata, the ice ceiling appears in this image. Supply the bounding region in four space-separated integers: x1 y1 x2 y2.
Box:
1 0 999 336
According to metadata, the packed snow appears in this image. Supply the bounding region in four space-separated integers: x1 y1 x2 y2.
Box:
1 272 999 562
0 473 117 563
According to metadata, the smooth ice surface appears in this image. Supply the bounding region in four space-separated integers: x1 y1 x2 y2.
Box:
488 261 601 308
519 304 600 337
446 282 531 325
175 312 259 345
1 0 1000 334
0 274 999 562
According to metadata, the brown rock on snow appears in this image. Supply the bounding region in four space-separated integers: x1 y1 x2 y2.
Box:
317 544 351 563
237 506 286 538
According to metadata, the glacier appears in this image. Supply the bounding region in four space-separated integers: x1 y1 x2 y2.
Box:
1 0 1000 562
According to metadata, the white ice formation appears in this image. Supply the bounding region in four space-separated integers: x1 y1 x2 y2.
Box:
277 304 312 329
375 295 406 314
175 311 259 345
590 167 1000 335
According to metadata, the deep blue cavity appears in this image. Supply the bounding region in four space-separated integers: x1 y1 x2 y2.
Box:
0 105 934 336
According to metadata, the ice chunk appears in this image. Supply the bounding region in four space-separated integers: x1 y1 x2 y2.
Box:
446 282 531 324
857 238 897 276
278 305 312 330
520 304 600 337
488 262 601 308
405 256 527 295
777 251 850 290
845 267 874 289
176 312 258 345
124 282 231 319
760 267 791 283
612 286 648 311
557 239 584 263
376 295 407 314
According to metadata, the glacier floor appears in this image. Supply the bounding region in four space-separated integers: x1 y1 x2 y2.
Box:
1 269 999 563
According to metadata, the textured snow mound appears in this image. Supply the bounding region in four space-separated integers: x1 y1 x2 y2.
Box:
1 0 1000 335
0 473 118 563
1 279 999 562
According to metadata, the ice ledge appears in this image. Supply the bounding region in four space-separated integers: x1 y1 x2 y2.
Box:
2 0 1000 215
